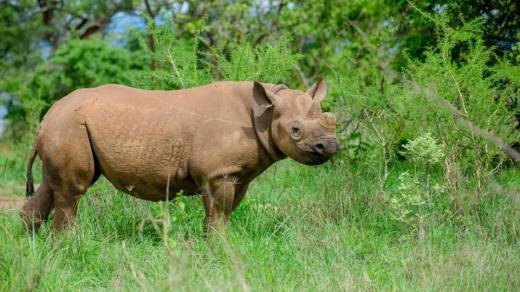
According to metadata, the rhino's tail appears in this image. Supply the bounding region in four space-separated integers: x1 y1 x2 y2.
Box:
26 144 38 197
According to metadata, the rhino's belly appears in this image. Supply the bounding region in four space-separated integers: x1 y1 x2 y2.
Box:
104 172 199 201
92 138 194 201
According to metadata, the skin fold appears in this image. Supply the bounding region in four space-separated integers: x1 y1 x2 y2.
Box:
20 79 339 232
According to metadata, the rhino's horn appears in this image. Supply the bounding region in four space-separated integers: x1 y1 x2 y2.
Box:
308 100 322 117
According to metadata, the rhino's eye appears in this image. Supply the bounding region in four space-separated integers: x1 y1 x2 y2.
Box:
290 122 302 139
292 126 300 135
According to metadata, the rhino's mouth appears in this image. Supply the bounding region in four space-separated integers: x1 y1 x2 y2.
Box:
305 150 330 165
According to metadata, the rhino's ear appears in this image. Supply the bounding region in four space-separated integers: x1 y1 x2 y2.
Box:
252 81 285 118
253 81 273 112
252 82 279 152
306 76 328 104
253 81 283 109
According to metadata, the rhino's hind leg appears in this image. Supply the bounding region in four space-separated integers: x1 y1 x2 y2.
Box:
49 157 98 231
40 124 99 231
20 179 54 232
48 166 97 231
51 189 82 231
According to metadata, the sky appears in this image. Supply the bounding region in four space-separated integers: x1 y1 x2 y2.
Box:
0 106 5 135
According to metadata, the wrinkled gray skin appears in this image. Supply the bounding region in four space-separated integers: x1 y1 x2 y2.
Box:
21 79 338 232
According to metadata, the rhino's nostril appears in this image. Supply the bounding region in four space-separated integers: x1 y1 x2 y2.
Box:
313 139 339 157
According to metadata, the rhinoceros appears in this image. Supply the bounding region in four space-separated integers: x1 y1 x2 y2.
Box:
21 79 338 231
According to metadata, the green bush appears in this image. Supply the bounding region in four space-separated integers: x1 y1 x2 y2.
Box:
218 40 301 83
130 21 300 90
31 38 148 103
336 18 519 175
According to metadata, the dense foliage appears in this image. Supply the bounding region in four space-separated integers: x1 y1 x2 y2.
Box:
0 1 519 290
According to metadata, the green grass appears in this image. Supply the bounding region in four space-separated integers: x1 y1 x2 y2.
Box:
0 150 519 291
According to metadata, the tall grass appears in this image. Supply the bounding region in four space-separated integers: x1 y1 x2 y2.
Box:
0 154 518 291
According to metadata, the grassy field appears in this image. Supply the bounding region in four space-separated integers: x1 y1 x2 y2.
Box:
0 149 519 291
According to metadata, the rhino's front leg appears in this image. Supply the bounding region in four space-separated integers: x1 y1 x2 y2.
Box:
202 176 238 231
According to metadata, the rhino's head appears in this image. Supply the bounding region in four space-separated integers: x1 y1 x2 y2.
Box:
253 78 338 165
